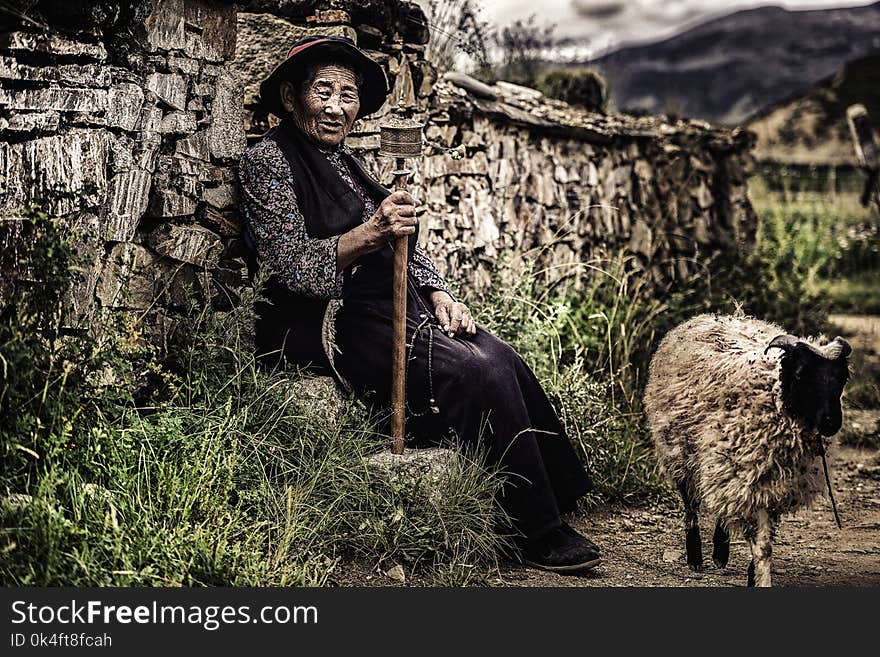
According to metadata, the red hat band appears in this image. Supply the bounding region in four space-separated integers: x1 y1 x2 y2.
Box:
287 38 334 60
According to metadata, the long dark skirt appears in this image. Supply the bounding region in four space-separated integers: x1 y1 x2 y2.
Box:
334 267 592 540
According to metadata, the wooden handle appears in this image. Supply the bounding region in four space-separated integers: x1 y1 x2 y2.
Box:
391 164 409 454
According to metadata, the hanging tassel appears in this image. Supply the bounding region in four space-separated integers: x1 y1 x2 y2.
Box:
821 450 843 530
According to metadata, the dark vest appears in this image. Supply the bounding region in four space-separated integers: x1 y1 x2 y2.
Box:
244 121 416 371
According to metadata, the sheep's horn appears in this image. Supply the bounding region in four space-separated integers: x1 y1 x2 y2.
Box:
765 334 798 354
825 336 852 360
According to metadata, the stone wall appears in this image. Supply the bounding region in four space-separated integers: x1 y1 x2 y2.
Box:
234 1 757 294
2 0 758 350
0 0 246 344
375 76 756 291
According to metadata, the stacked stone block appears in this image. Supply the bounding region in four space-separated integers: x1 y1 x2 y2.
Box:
0 0 246 343
405 78 758 291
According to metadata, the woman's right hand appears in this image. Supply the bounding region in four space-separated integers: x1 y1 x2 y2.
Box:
337 191 420 271
362 190 419 248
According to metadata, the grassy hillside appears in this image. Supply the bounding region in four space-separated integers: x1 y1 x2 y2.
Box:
747 52 880 165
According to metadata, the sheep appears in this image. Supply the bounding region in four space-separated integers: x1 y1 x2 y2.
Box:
643 312 851 587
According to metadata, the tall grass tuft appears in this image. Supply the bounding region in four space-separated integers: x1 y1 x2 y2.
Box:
470 252 674 507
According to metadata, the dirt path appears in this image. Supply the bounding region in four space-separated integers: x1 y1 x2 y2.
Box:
497 443 880 587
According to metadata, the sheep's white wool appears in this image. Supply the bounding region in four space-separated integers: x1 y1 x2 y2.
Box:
644 313 827 531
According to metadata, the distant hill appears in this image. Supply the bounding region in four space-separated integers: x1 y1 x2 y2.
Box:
746 52 880 165
588 2 880 126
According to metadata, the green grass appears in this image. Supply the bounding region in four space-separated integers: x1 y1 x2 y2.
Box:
748 171 879 318
845 347 880 412
824 272 880 315
1 324 510 586
1 215 508 586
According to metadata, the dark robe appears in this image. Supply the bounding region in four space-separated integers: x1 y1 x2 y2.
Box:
335 274 592 539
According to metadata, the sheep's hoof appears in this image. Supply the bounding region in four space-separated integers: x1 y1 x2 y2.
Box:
712 542 729 568
712 522 730 568
685 527 703 571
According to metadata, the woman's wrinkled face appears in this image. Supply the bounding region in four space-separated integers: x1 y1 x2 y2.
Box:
282 64 360 147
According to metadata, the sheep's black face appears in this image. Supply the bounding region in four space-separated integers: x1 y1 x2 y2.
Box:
778 343 850 436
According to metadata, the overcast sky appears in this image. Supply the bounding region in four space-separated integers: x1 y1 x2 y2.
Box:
473 0 877 55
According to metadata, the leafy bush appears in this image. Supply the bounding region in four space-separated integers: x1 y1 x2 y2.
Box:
538 68 607 113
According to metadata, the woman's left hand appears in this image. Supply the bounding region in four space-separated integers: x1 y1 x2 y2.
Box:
429 290 477 337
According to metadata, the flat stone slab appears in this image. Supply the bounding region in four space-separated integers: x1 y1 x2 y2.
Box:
148 223 223 267
364 447 457 495
0 31 107 60
0 87 107 112
207 73 247 160
0 129 108 215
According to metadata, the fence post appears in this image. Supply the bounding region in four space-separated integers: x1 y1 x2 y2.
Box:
847 104 880 212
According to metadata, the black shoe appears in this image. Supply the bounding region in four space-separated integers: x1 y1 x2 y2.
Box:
523 526 602 573
560 521 603 555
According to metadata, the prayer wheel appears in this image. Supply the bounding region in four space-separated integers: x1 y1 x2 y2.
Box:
379 102 424 455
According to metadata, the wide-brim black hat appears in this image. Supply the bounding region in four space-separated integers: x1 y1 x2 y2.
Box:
259 35 389 120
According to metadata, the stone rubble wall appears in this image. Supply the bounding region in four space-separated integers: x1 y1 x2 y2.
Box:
378 78 756 292
1 0 246 345
2 0 758 352
235 2 757 295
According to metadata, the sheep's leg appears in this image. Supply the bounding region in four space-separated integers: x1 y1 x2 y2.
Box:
745 510 774 587
753 509 775 587
712 519 730 568
676 479 702 571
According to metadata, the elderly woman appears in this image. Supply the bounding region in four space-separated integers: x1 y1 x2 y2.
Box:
239 36 602 573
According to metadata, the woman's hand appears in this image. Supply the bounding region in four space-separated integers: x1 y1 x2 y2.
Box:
363 190 419 247
430 290 477 337
338 191 420 270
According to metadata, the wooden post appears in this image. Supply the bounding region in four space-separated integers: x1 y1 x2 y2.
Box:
390 162 409 455
847 104 880 212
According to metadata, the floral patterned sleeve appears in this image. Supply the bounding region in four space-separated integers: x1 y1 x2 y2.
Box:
239 140 344 299
410 243 451 295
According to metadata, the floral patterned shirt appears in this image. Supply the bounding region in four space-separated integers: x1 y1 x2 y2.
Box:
239 137 450 300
